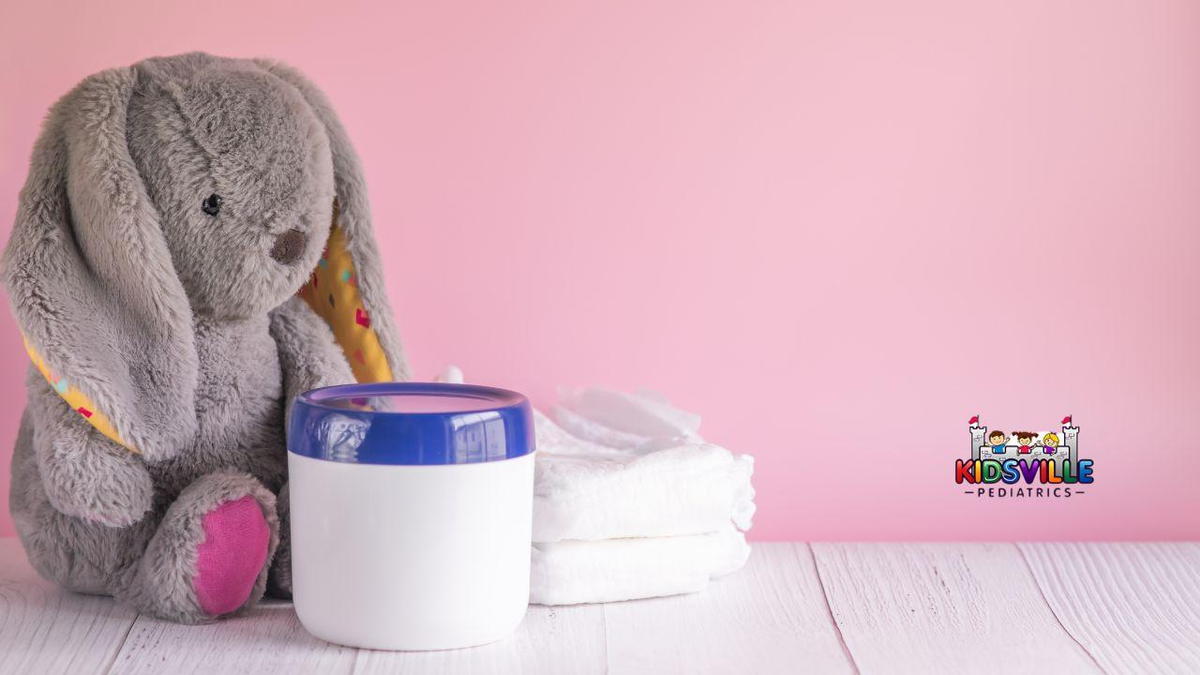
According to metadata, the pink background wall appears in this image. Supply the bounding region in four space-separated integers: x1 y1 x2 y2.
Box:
1 1 1197 540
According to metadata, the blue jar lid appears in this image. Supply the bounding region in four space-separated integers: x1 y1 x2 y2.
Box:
288 382 535 465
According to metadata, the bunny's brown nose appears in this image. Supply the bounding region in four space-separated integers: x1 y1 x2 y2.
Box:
270 229 307 264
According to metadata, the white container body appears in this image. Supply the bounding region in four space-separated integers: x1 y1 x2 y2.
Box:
289 451 535 650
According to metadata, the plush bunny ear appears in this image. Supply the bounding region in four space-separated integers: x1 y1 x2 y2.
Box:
3 68 199 456
256 60 409 383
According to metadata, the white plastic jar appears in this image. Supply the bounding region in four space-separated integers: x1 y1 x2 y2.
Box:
287 382 535 650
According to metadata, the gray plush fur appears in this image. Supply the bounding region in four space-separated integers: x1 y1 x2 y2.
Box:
4 53 407 623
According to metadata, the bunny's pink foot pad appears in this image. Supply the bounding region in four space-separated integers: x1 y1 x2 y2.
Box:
194 496 270 616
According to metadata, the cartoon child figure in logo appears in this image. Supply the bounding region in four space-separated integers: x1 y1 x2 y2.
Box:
1041 432 1060 454
1013 431 1036 454
986 430 1008 454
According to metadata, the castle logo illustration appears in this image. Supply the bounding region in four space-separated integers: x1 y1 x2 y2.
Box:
956 415 1094 499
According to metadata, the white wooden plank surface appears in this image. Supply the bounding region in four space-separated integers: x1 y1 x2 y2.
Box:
0 541 137 675
811 542 1102 674
353 604 605 674
108 600 356 675
4 538 1200 674
604 542 854 674
1019 542 1200 675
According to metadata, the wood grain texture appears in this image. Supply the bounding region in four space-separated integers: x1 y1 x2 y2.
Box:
812 542 1101 675
1019 542 1200 675
353 604 605 674
4 538 1200 674
107 601 356 675
604 543 854 674
0 540 137 675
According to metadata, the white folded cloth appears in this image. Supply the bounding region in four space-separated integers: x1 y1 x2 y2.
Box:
549 387 704 451
530 525 751 606
530 386 756 605
433 368 756 606
533 411 756 542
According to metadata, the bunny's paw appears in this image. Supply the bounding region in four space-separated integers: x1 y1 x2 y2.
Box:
194 496 272 615
40 438 154 527
122 472 278 623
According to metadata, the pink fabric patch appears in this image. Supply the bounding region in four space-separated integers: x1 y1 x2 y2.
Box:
194 496 270 616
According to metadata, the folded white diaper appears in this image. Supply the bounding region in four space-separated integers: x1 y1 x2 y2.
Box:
530 525 751 606
433 368 757 606
549 387 703 451
534 411 756 542
531 386 756 605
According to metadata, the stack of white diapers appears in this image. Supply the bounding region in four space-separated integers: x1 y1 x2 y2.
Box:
529 387 755 605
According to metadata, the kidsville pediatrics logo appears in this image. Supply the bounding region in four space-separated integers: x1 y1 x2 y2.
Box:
956 415 1094 499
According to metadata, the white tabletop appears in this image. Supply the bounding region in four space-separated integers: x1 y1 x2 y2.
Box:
1 538 1197 674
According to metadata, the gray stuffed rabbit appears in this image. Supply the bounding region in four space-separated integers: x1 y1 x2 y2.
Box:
4 52 408 623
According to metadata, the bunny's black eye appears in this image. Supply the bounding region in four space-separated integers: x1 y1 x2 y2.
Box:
201 194 222 216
